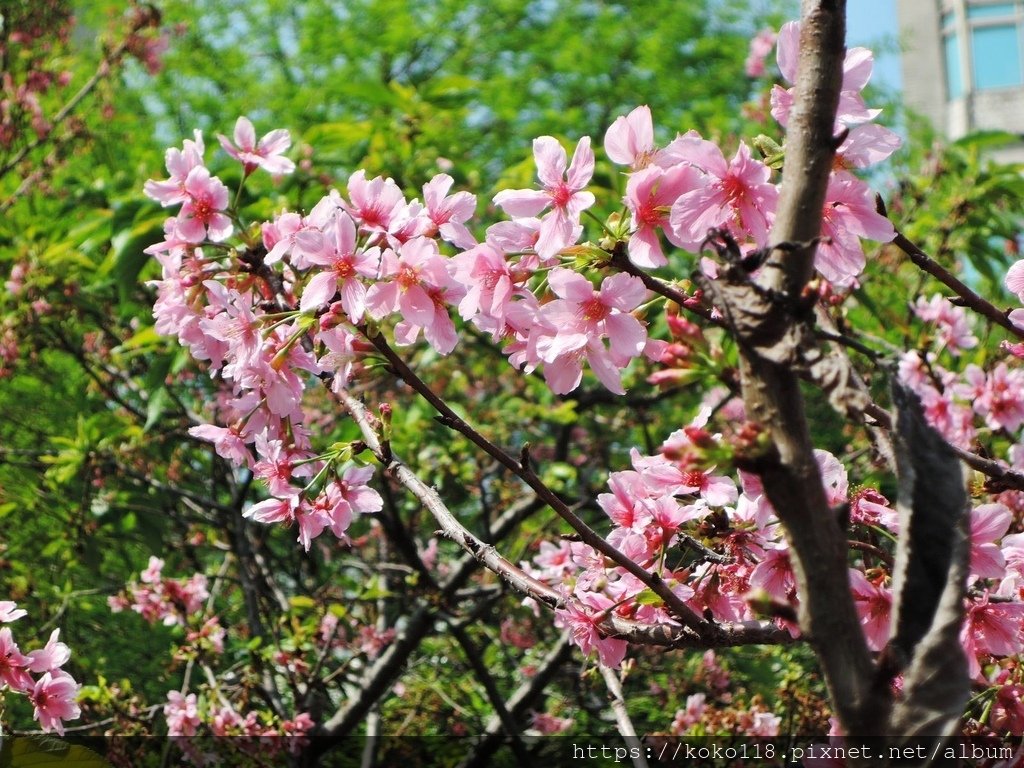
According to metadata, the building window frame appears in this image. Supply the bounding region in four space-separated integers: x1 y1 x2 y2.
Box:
941 0 1024 96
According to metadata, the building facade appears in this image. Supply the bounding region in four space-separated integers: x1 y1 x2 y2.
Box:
898 0 1024 160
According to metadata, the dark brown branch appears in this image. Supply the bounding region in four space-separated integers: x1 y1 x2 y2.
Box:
449 624 532 767
458 635 574 768
892 229 1024 341
336 389 791 652
357 327 710 633
720 0 885 747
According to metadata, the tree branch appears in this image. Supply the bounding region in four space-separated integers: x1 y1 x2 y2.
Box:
458 635 574 768
600 665 650 768
356 328 710 633
892 229 1024 341
714 0 886 745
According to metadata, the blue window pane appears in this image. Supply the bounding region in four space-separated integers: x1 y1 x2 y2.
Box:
967 3 1016 19
946 33 964 97
972 25 1023 88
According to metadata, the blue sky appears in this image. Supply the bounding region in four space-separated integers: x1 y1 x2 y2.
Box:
846 0 902 91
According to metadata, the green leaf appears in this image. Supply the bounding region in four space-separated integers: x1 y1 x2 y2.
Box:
143 387 172 432
951 130 1019 150
634 588 663 607
107 214 165 302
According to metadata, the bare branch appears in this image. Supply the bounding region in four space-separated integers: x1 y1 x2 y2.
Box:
458 635 574 768
600 665 650 768
450 624 532 767
357 328 711 632
892 229 1024 341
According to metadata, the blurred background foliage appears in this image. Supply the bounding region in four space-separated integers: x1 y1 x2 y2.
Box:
1 0 1022 762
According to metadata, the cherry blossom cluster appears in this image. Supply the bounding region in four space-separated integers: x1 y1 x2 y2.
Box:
164 690 314 765
532 393 1024 733
139 20 1024 743
108 555 210 627
0 601 81 735
144 119 387 551
530 408 895 663
143 21 907 540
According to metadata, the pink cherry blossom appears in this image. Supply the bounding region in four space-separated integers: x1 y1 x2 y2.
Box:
422 173 477 248
970 503 1012 579
245 494 299 526
837 123 902 169
815 450 848 507
1006 259 1024 300
604 105 656 169
365 237 464 355
30 670 81 735
0 600 27 623
0 627 33 692
667 138 778 248
913 293 978 355
344 170 406 237
529 711 574 735
262 209 327 266
624 164 701 267
749 546 796 603
670 693 706 734
189 423 252 467
849 488 899 532
772 22 881 130
493 136 595 260
174 166 233 244
992 685 1024 736
962 595 1024 679
815 172 895 287
218 116 295 175
141 555 164 584
745 28 777 77
554 594 628 668
535 269 647 394
336 465 384 518
973 363 1024 432
165 690 202 737
848 569 891 651
450 243 520 327
144 130 206 206
26 628 72 673
299 211 381 321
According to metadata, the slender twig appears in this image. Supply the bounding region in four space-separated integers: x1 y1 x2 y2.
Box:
892 229 1024 341
951 445 1024 492
599 666 650 768
457 635 574 768
357 328 710 633
449 624 532 767
607 245 716 324
848 540 895 568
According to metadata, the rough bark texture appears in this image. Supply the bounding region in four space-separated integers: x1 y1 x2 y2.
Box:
888 383 970 752
716 0 888 743
714 2 971 758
